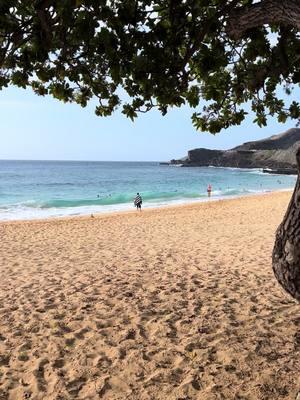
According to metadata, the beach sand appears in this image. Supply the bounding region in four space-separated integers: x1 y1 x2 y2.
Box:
0 191 299 400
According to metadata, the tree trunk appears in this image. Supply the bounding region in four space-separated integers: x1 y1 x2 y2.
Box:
272 148 300 301
227 0 300 40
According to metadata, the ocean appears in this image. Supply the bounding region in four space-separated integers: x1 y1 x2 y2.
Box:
0 160 297 221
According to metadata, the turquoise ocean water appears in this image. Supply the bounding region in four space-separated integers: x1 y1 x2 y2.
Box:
0 160 297 221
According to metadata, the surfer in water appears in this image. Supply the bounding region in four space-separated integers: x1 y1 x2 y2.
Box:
134 193 142 211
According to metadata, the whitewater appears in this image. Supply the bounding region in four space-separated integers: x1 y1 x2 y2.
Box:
0 160 297 221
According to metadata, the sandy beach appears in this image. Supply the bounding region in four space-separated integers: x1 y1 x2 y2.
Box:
0 191 299 400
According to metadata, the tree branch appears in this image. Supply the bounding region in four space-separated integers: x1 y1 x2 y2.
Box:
227 0 300 40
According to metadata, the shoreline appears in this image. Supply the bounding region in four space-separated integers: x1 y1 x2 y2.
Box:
0 188 294 224
0 188 293 225
1 189 299 399
1 160 297 222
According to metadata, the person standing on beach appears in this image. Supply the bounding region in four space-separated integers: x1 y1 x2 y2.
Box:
207 184 212 198
134 193 142 211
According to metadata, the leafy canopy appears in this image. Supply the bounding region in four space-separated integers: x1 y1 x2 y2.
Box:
1 0 300 133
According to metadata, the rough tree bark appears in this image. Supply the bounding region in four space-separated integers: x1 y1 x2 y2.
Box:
227 0 300 40
225 0 300 301
273 147 300 301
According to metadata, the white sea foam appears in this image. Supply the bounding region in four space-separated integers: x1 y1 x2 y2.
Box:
0 187 294 221
0 160 297 221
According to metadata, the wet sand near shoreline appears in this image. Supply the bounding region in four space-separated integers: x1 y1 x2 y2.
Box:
0 191 299 399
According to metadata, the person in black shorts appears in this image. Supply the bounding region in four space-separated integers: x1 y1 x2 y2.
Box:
134 193 142 211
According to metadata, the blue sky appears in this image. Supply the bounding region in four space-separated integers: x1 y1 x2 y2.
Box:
0 86 297 161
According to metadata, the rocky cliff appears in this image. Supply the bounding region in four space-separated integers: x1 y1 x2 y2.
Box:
170 128 300 173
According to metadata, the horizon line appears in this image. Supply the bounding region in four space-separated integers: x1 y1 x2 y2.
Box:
0 158 165 163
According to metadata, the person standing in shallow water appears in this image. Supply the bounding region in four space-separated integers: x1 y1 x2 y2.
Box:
207 184 212 198
134 193 142 211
